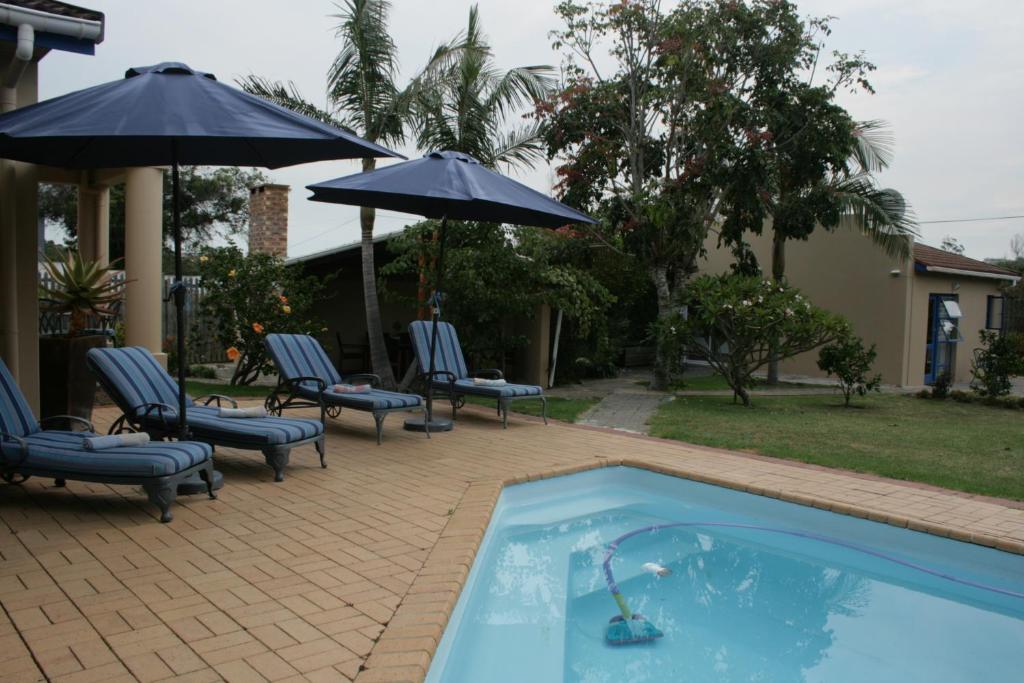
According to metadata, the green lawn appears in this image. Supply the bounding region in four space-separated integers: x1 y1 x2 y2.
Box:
649 393 1024 500
185 381 271 399
664 373 824 391
464 395 599 423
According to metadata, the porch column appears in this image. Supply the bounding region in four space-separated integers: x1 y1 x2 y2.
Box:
76 183 110 267
14 162 40 410
123 167 166 366
0 158 18 382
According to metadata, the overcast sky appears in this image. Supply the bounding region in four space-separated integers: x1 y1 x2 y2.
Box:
38 0 1024 261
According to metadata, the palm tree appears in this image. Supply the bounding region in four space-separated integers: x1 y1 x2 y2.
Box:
412 6 555 171
241 3 554 388
240 0 458 389
766 118 917 382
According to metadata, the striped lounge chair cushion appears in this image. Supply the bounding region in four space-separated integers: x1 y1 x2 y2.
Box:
408 321 469 379
87 346 323 446
266 333 422 412
1 431 210 477
313 386 422 411
86 346 192 417
408 321 543 399
446 378 544 399
135 405 322 447
0 358 41 438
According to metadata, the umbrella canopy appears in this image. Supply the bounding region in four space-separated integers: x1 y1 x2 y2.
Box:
0 62 399 167
307 150 596 433
0 62 400 448
307 150 595 227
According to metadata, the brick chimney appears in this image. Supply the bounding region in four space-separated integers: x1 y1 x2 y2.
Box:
248 184 290 257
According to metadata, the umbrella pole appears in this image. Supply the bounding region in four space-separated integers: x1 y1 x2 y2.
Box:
171 152 224 494
171 153 189 441
405 215 453 433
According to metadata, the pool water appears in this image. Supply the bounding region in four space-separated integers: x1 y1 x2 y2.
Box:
425 467 1024 682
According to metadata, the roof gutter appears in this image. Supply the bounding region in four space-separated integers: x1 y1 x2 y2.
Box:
920 264 1021 284
0 3 103 42
0 3 103 112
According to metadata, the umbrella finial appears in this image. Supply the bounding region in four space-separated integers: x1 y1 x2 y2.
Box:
126 63 217 80
427 150 480 164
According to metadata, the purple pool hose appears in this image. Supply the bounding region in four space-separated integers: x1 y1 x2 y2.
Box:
602 522 1024 603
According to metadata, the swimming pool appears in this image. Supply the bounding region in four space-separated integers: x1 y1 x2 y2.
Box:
425 467 1024 682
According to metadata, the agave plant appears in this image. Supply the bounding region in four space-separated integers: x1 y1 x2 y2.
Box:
40 251 127 337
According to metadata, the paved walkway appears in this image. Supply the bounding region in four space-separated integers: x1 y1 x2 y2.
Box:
577 390 667 433
1 403 1022 683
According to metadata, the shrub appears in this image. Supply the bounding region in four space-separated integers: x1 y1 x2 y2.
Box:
970 330 1022 398
658 275 848 405
817 334 881 407
195 246 330 385
931 371 952 399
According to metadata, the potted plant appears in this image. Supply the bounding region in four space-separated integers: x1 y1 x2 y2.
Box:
38 251 127 420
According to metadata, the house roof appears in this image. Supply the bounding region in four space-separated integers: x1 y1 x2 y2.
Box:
913 243 1020 281
3 0 103 23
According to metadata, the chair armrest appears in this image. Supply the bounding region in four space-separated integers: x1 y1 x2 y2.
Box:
344 373 382 388
39 415 96 433
284 376 328 393
136 402 177 429
422 370 457 385
0 431 29 466
470 368 504 380
197 394 238 408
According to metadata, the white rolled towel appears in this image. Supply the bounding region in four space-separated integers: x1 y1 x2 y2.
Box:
472 377 507 387
84 432 151 451
332 384 371 393
218 407 267 418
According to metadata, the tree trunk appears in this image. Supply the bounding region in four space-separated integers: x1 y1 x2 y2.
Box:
650 266 674 391
766 231 786 385
360 158 398 390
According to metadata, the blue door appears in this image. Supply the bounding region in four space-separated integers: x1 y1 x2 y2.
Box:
924 294 962 384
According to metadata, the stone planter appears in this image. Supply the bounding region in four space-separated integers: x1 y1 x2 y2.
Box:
38 335 108 421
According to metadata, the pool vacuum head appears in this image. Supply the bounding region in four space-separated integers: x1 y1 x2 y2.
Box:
606 614 664 645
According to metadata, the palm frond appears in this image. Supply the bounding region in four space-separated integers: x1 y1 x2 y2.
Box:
850 119 894 174
489 122 547 170
237 75 348 130
484 65 557 119
328 0 403 143
832 173 918 260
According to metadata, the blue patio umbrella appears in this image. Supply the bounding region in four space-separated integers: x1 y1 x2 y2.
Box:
307 150 596 432
0 62 400 453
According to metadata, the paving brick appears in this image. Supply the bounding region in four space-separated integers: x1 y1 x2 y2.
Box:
0 403 1017 683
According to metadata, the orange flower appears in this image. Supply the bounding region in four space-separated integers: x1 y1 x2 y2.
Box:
252 322 264 334
278 294 288 304
226 346 240 361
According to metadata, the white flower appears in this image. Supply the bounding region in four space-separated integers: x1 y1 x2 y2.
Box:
741 299 752 307
784 308 794 317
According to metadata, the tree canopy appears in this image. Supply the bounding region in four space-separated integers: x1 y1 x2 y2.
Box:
40 166 269 266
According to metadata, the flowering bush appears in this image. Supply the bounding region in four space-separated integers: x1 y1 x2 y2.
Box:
657 275 848 405
195 246 330 385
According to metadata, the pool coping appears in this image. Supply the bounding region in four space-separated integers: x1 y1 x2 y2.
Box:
354 413 1024 683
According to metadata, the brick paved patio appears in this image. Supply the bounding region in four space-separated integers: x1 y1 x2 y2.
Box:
2 403 1022 682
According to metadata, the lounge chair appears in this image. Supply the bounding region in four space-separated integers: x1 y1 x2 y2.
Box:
0 358 215 522
264 333 424 444
408 321 547 427
86 347 324 482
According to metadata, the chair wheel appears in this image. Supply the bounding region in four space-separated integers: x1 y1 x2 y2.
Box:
326 405 341 419
2 472 29 485
264 395 283 416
